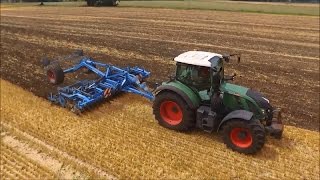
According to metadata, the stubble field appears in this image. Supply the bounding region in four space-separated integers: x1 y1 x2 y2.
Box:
0 5 319 179
1 79 320 179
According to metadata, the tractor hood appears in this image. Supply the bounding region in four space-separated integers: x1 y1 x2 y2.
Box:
221 83 273 116
220 83 248 97
246 89 273 111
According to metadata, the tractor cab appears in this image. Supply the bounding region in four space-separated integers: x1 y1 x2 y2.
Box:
174 51 226 100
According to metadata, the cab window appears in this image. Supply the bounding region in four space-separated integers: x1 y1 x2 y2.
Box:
176 63 210 90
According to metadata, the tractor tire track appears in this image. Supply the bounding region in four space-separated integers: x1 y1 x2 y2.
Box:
1 122 117 179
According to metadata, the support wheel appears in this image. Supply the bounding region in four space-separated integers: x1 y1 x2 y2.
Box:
153 91 195 131
222 119 265 154
47 65 64 85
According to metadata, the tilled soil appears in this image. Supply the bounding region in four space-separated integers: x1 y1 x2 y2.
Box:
1 7 319 130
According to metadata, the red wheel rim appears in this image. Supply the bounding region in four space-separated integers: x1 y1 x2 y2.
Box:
230 128 253 148
160 101 183 125
47 70 55 83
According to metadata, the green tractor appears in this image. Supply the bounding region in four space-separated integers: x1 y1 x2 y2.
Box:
153 51 283 154
86 0 120 6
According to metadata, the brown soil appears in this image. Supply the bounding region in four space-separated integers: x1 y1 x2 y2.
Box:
0 7 319 131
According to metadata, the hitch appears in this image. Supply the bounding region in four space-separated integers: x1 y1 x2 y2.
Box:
265 108 284 139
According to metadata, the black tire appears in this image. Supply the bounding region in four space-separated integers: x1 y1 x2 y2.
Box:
222 119 265 154
47 64 64 85
153 91 195 131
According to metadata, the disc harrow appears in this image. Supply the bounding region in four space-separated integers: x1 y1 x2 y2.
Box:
45 50 154 113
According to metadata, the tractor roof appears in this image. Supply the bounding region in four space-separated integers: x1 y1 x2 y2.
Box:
174 51 223 67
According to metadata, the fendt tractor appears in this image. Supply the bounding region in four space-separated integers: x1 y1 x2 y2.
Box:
153 51 284 154
45 50 284 154
86 0 119 6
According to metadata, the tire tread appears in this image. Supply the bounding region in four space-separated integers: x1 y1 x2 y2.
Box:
222 119 266 154
153 91 195 131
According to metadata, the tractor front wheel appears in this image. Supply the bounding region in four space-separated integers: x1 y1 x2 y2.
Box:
222 119 265 154
47 65 64 85
153 91 195 131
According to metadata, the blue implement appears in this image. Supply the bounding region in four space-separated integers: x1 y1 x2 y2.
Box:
47 55 154 113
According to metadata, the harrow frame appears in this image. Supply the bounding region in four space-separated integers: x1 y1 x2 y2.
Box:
47 54 154 113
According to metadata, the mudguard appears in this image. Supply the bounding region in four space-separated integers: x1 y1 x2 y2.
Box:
155 85 198 109
217 110 253 131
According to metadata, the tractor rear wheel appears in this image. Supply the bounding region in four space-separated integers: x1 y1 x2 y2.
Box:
153 91 195 131
47 64 64 85
222 119 265 154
